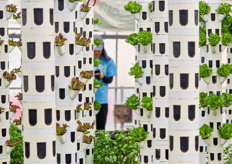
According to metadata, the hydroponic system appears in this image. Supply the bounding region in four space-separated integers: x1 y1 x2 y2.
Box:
1 0 232 163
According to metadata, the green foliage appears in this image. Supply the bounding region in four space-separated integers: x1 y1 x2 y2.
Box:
128 127 149 143
222 15 232 34
94 127 148 164
216 3 232 15
199 26 207 46
217 64 232 78
222 32 232 46
221 93 232 107
10 123 23 164
124 1 142 14
224 144 232 163
207 93 224 110
200 64 212 78
94 58 102 67
56 123 69 135
200 92 208 108
218 123 232 139
129 62 144 78
126 33 139 46
94 18 102 25
94 39 103 48
94 101 102 111
138 31 153 45
148 2 152 12
6 4 17 13
94 79 104 90
208 33 220 46
125 94 140 110
55 33 67 47
199 1 210 16
141 96 153 111
200 124 213 139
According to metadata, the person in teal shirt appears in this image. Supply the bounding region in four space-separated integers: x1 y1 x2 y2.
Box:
94 35 117 130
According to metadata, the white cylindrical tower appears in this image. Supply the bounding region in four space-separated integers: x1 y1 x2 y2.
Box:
82 7 95 164
54 0 78 163
0 1 10 163
21 0 56 163
168 0 199 163
151 0 169 163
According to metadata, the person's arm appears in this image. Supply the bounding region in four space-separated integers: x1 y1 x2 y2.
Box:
102 76 113 84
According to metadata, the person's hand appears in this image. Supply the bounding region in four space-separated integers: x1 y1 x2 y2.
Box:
100 71 104 79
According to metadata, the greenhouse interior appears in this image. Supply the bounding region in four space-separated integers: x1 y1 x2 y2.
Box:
1 0 232 163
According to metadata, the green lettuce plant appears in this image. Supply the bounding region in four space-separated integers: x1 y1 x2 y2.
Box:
200 92 209 108
222 32 232 46
199 26 207 46
124 1 142 14
128 127 149 143
208 33 220 46
138 31 153 45
224 144 232 163
199 1 210 16
216 3 232 15
94 79 104 90
200 64 212 78
10 123 23 164
207 93 223 110
200 124 213 139
94 58 102 67
125 94 140 110
94 18 102 25
218 123 232 139
94 101 102 111
141 96 153 111
94 39 103 48
221 93 232 107
129 62 144 78
126 33 139 46
217 64 232 78
148 2 152 12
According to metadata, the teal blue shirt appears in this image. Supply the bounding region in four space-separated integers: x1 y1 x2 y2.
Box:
95 56 117 104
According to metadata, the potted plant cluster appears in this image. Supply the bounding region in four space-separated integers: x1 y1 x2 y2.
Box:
94 58 102 71
208 33 220 53
56 123 69 144
13 12 21 24
199 1 211 22
55 33 67 56
76 104 83 119
217 64 232 83
9 102 19 120
68 77 85 100
141 96 153 117
200 64 212 83
0 107 5 121
76 121 93 141
126 31 153 53
126 94 140 116
94 79 104 92
124 1 142 20
80 4 91 19
3 71 16 87
5 4 17 20
216 3 232 21
94 38 103 48
80 70 93 84
8 38 22 52
83 135 95 149
94 100 102 115
129 62 144 85
218 123 232 145
200 124 213 145
75 33 91 54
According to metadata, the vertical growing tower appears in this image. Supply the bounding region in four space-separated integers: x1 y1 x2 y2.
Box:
151 0 169 163
54 0 77 163
168 0 199 163
21 0 56 163
0 0 10 163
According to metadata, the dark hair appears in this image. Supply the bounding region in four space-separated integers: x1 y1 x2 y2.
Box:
94 34 111 61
